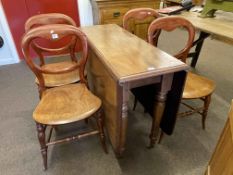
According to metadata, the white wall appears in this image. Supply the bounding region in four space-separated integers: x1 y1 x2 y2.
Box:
78 0 94 26
0 2 19 65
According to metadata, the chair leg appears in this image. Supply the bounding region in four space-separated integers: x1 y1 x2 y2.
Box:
133 97 138 111
96 109 108 153
53 125 58 132
202 95 211 130
36 122 48 170
37 84 42 99
158 130 164 144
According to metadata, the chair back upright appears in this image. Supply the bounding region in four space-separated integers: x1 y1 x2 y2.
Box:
123 8 160 39
25 13 77 65
21 24 88 94
148 16 195 63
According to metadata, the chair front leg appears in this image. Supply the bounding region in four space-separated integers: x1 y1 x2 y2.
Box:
202 95 211 130
36 122 48 170
95 108 108 153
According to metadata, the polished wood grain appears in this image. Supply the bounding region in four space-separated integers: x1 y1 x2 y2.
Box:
123 8 160 40
183 72 215 99
148 16 195 62
22 24 88 93
24 13 77 66
174 11 233 45
81 24 187 82
205 100 233 175
87 50 119 150
81 24 188 155
22 24 107 169
180 72 215 130
91 0 160 25
25 13 77 31
34 83 101 125
91 0 160 40
24 13 82 90
35 61 80 87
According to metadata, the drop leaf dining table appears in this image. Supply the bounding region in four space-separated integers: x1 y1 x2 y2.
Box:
80 24 189 156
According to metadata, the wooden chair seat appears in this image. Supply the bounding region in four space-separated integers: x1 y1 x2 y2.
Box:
33 83 101 125
183 72 216 99
35 61 81 87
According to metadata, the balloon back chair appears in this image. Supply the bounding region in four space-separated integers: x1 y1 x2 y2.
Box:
134 16 215 147
149 17 215 145
123 8 160 40
21 24 107 169
24 13 82 97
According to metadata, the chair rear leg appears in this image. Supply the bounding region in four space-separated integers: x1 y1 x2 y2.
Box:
133 97 138 111
37 84 42 99
158 130 164 144
202 95 211 130
96 109 108 153
36 122 48 170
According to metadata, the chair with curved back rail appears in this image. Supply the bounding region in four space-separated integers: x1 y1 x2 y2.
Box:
123 8 160 40
24 13 82 97
150 17 215 145
134 16 215 147
21 24 107 170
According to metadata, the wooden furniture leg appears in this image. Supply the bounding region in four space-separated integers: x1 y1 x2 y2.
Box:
36 122 47 170
116 83 130 156
149 91 168 148
148 74 173 148
133 97 138 111
202 94 212 130
95 108 108 153
132 71 187 145
158 130 164 144
87 50 126 156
